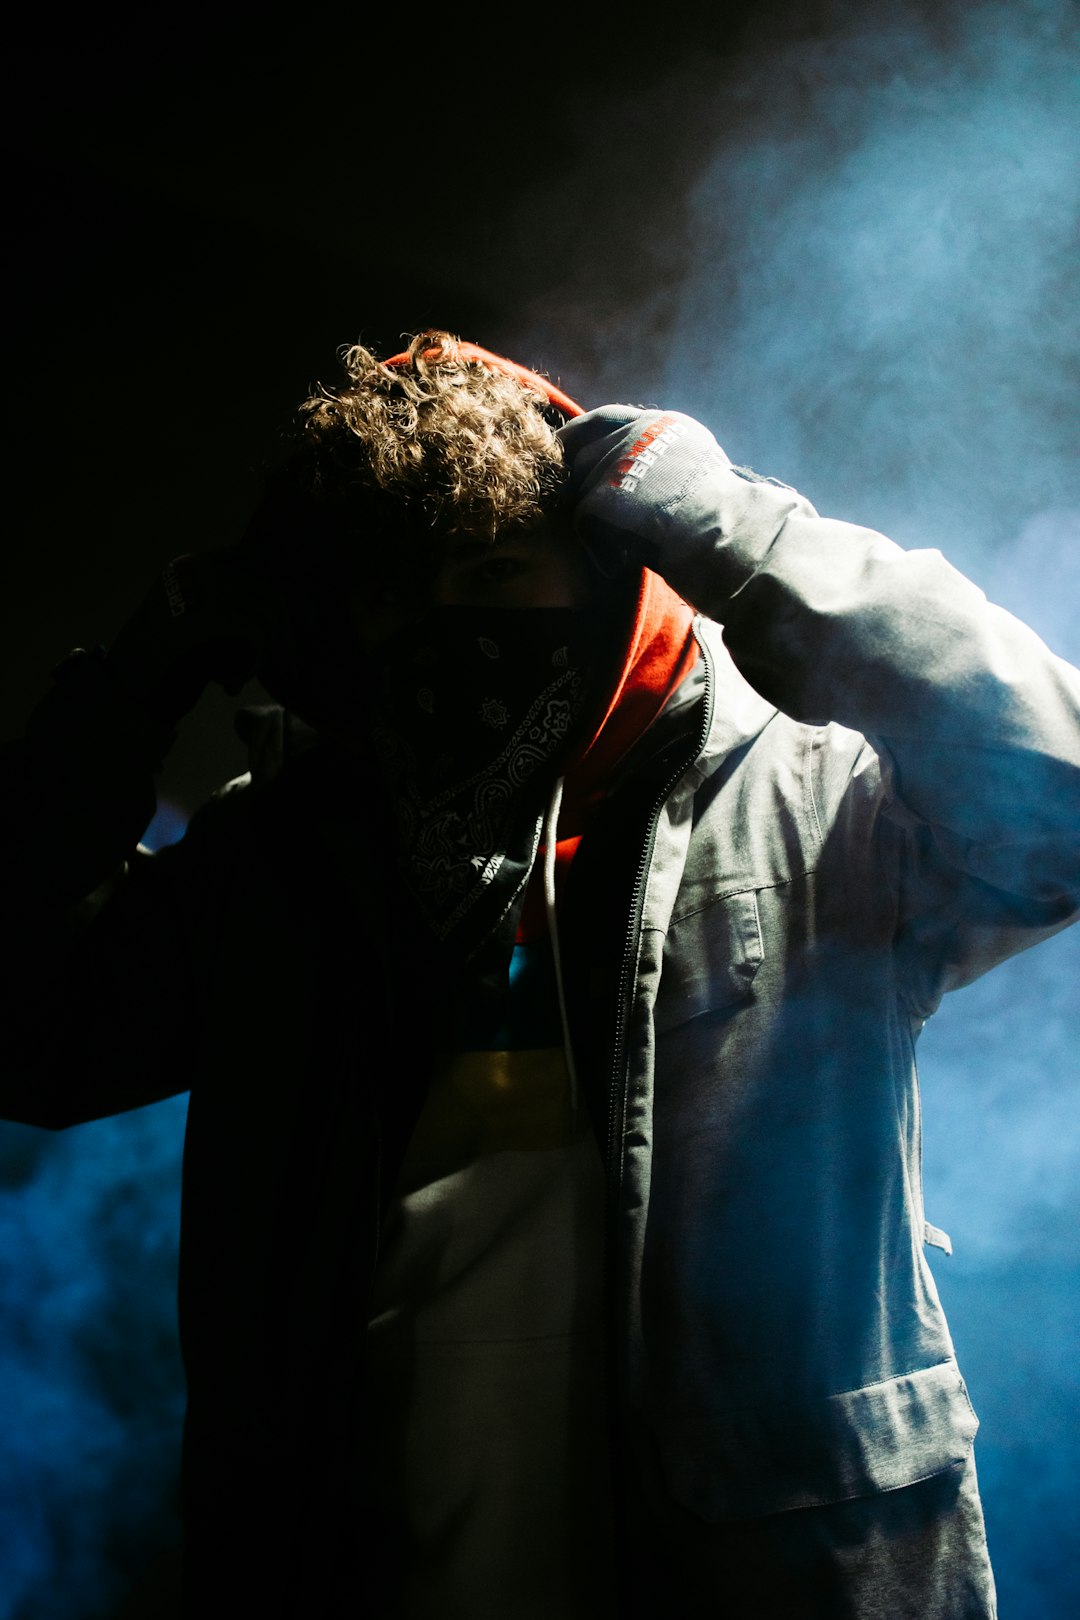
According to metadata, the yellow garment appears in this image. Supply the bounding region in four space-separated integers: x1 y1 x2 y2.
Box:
394 1046 578 1195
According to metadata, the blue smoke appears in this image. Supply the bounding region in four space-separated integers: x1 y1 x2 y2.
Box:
2 2 1077 1615
0 1101 188 1619
0 808 191 1618
665 12 1080 1611
652 2 1079 572
504 2 1079 1614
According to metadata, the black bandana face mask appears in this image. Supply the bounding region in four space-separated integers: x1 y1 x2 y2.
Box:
365 604 596 963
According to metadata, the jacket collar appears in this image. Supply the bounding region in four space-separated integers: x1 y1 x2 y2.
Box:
687 615 779 782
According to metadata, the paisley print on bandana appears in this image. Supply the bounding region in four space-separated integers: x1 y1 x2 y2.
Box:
367 606 593 957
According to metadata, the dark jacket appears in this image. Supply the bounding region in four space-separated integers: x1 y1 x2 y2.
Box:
3 479 1079 1615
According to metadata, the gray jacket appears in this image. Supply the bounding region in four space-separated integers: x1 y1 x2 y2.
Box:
3 468 1078 1611
598 463 1080 1524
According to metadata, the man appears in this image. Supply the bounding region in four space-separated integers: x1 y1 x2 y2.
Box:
2 330 1078 1618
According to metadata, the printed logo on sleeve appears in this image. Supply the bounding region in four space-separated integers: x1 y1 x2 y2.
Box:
611 414 689 493
162 561 188 619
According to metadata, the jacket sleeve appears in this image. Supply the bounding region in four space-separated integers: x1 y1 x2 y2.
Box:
667 469 1080 1004
0 649 244 1128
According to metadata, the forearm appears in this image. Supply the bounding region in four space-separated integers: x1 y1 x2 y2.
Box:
674 471 1080 900
0 640 257 1127
560 407 1080 903
0 520 297 1125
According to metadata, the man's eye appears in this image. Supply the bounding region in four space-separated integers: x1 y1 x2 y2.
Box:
475 556 526 584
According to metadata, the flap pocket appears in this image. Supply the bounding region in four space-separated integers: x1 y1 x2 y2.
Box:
655 889 763 1034
655 1359 980 1522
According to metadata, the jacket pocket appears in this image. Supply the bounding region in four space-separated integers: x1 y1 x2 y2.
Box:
654 889 764 1034
655 1359 980 1522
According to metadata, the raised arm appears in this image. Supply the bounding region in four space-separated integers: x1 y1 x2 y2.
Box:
559 406 1080 905
0 528 292 1128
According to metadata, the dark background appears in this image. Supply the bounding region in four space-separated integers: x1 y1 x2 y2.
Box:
1 2 1077 1615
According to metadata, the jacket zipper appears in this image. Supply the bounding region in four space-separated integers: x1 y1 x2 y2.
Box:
605 632 715 1199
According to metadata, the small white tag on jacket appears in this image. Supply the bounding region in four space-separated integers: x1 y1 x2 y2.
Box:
923 1221 954 1256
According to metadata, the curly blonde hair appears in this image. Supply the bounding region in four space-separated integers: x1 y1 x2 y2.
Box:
292 329 566 545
